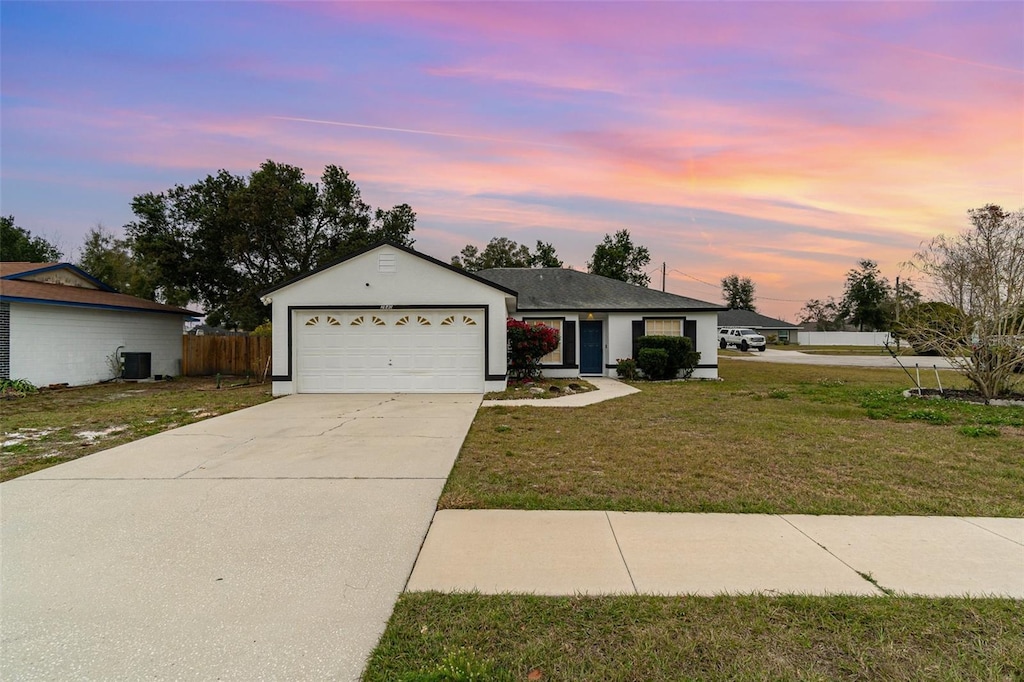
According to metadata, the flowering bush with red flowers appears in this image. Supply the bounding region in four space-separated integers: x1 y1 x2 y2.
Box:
506 318 560 380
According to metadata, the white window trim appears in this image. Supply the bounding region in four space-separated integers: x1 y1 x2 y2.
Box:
644 318 683 337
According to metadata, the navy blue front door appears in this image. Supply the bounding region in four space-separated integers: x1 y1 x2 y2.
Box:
580 321 603 374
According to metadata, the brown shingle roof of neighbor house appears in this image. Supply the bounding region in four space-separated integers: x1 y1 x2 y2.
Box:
0 262 199 316
0 261 63 277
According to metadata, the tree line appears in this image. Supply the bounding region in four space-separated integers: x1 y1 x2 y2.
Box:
2 160 654 328
4 161 1020 395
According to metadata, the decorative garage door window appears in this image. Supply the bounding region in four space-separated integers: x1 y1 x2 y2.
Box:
296 310 484 393
301 312 479 328
304 315 342 327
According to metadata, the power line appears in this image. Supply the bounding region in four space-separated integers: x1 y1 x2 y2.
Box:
667 269 807 303
669 269 718 289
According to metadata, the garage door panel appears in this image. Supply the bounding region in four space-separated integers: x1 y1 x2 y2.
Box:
296 309 484 393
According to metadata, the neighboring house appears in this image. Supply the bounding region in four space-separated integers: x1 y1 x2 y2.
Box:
0 262 197 386
262 242 724 396
718 309 801 344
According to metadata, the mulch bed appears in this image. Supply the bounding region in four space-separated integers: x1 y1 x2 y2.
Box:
910 388 1024 405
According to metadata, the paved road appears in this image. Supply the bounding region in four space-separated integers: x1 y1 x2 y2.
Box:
1 394 480 681
727 347 960 369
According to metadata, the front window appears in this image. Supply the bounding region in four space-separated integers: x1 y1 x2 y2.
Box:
529 319 562 364
645 318 682 336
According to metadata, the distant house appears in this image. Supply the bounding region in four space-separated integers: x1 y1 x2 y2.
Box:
1 262 197 386
718 309 800 344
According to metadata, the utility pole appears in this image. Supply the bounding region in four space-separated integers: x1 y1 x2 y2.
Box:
894 276 901 350
662 262 666 292
895 276 900 324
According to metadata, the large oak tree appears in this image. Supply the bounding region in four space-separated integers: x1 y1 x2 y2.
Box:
1 216 62 262
126 160 415 328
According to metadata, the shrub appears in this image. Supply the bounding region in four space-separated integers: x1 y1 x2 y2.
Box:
637 348 671 380
0 378 38 399
636 335 701 379
506 318 559 381
251 321 272 337
615 358 638 380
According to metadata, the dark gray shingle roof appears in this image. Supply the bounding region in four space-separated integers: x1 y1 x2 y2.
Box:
718 309 799 329
477 268 724 312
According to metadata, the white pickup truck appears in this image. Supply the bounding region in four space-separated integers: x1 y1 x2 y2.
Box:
719 327 767 352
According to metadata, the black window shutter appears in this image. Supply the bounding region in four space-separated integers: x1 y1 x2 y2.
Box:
563 321 576 366
684 319 697 350
631 320 644 359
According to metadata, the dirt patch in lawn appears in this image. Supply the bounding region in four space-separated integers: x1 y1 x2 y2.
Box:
0 377 273 481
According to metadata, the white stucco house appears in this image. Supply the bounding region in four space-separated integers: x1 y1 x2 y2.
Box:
0 262 197 387
262 243 725 396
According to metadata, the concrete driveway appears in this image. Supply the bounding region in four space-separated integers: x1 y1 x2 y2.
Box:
727 347 959 369
1 393 480 681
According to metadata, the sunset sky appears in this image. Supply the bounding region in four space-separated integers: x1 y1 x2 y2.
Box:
2 1 1022 320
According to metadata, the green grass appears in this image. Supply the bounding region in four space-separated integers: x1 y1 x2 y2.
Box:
0 377 273 480
439 360 1024 516
364 593 1024 681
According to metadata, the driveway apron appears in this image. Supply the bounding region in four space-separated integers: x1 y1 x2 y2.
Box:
1 393 480 681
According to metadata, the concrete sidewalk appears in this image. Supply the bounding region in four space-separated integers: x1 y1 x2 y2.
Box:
481 376 639 407
409 510 1024 597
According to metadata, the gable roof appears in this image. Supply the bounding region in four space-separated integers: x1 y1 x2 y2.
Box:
261 241 518 297
1 262 198 316
718 309 799 329
1 262 64 278
477 268 725 312
1 262 116 291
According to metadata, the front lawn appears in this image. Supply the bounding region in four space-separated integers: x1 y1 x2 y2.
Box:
365 593 1023 681
0 377 273 481
440 361 1024 516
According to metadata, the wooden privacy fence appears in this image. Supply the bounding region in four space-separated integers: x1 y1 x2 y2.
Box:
181 336 272 377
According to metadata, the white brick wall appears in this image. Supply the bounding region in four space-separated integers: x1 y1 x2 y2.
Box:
8 302 185 387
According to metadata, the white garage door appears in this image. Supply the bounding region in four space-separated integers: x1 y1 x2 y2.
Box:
295 309 485 393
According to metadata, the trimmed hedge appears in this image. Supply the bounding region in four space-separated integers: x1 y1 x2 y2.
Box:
637 348 671 380
636 335 701 380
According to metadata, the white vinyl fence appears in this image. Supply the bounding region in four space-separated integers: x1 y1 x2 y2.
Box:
796 331 893 346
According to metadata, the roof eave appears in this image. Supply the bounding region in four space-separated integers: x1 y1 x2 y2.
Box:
0 295 199 317
260 241 519 298
514 305 727 313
